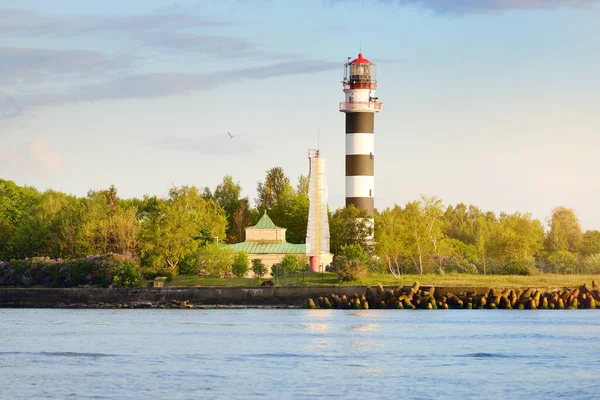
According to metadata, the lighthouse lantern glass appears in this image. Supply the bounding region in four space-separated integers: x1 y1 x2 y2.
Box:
347 63 376 83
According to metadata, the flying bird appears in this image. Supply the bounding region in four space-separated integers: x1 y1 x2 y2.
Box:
227 131 235 138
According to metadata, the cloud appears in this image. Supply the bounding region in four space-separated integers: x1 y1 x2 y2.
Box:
0 138 65 176
0 96 22 120
0 8 226 37
154 134 258 156
136 31 258 58
0 47 131 84
26 59 339 104
328 0 600 15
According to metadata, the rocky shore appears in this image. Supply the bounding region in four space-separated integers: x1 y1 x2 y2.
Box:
305 280 600 310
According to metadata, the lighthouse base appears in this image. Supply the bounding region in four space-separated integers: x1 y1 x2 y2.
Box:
309 256 321 273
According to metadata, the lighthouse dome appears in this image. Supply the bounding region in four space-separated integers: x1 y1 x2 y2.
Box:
350 53 372 64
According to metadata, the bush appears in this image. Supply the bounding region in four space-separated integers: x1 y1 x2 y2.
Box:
232 251 250 278
0 254 138 288
113 261 141 288
546 251 577 274
251 258 267 278
497 259 536 276
195 243 236 277
337 259 368 282
141 268 174 282
581 254 600 274
271 262 283 278
280 254 301 274
339 244 368 264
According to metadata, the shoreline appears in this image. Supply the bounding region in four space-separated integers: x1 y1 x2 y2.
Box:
0 284 582 309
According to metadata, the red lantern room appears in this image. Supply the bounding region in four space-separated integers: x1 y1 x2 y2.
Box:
344 53 377 90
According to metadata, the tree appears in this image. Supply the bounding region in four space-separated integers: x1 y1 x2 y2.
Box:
376 206 410 277
421 195 447 274
232 251 250 277
280 254 303 274
140 186 227 273
474 213 495 275
546 250 577 274
488 212 545 271
251 258 267 278
195 243 235 277
231 200 252 243
329 205 373 254
403 201 429 274
214 175 249 243
579 230 600 257
256 167 291 211
545 206 582 253
81 186 140 256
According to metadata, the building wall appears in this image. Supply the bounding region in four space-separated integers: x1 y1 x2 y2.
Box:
245 228 286 242
245 253 286 278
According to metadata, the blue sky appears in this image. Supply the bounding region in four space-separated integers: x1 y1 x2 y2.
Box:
1 0 599 229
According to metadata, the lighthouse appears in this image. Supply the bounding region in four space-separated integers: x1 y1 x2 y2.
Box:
340 53 382 239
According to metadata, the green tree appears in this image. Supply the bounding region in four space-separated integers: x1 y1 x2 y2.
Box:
279 254 306 274
140 186 227 273
545 206 582 253
81 186 140 256
488 211 544 271
546 250 577 274
214 175 249 243
375 206 408 277
329 205 373 254
403 201 430 274
195 243 236 277
579 230 600 257
581 253 600 274
256 167 291 211
251 258 267 278
231 251 250 277
0 179 43 259
421 195 448 274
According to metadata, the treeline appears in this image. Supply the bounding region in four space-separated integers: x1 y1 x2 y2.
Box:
0 169 320 277
376 196 600 275
2 168 599 278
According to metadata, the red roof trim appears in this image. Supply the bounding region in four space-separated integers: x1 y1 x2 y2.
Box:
350 52 371 64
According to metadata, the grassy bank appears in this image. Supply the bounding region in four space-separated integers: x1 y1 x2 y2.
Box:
151 273 600 288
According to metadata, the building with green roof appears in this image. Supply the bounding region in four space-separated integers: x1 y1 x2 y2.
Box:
227 212 306 277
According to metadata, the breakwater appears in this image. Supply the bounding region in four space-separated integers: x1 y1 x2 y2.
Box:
1 283 597 309
306 281 600 310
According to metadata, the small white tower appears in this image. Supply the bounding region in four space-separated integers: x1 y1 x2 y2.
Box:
339 53 382 239
306 149 330 272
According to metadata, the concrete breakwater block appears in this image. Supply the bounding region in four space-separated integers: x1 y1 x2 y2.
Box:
304 281 600 311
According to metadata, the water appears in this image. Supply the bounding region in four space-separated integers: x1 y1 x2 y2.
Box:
1 309 599 399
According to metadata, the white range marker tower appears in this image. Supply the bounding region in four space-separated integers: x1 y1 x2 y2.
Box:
339 53 382 239
306 149 330 272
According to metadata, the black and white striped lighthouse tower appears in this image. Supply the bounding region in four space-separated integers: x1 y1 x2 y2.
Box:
340 53 382 238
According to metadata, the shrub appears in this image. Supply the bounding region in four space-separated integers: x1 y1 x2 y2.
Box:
251 258 267 278
232 251 250 278
280 254 301 274
497 259 536 276
339 244 368 264
141 268 174 282
546 251 577 274
337 259 368 282
195 243 235 277
271 262 283 278
581 254 600 274
112 261 141 288
0 254 138 288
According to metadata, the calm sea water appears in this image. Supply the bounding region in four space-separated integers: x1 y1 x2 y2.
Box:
1 309 599 399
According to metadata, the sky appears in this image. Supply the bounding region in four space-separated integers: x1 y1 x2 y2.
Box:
1 0 599 229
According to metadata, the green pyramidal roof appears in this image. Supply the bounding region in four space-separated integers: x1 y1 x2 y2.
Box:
251 212 281 229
